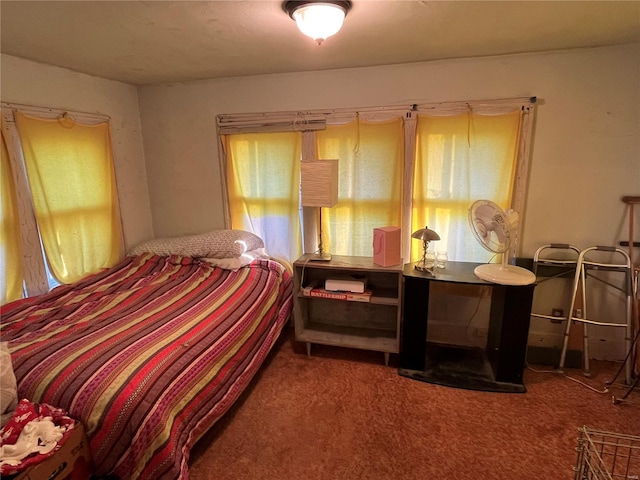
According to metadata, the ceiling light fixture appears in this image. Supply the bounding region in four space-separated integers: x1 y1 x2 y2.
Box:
283 1 352 45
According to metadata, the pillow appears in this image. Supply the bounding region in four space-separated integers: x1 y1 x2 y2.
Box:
129 230 264 259
203 248 268 271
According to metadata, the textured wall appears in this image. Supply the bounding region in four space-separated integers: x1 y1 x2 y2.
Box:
1 54 154 250
137 44 639 359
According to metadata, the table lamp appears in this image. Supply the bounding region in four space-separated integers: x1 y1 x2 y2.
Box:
411 226 440 274
301 159 339 261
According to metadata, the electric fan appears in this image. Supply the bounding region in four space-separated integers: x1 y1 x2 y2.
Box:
468 200 536 285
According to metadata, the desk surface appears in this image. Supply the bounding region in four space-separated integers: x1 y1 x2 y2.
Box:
403 261 490 285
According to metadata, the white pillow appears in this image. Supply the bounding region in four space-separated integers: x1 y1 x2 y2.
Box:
203 248 268 271
129 230 264 259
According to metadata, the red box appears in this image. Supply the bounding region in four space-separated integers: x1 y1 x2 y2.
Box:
14 423 93 480
373 226 402 267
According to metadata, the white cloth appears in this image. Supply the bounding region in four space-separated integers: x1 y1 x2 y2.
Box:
0 417 64 466
0 343 17 427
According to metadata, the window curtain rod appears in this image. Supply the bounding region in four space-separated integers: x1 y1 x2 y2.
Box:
217 96 537 134
217 115 326 135
0 102 110 123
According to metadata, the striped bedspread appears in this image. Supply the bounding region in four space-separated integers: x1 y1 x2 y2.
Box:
0 253 293 479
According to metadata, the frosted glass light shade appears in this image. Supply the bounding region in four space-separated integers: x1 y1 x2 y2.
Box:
293 4 345 44
284 1 352 45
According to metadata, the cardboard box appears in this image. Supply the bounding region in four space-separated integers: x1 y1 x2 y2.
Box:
373 226 402 266
14 423 93 480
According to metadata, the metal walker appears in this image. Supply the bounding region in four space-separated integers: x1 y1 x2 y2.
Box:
558 246 635 385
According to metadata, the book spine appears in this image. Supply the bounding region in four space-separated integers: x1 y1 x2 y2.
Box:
302 288 371 303
309 289 348 300
345 292 371 303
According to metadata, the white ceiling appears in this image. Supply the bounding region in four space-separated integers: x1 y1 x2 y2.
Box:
1 1 639 86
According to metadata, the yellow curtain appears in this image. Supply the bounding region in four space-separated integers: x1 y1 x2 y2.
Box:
15 112 122 284
1 125 24 304
225 131 303 261
412 110 521 263
316 118 404 256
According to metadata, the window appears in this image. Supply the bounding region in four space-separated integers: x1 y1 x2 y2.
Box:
1 104 123 302
0 126 24 304
224 131 303 261
411 109 523 263
316 118 404 257
218 98 535 264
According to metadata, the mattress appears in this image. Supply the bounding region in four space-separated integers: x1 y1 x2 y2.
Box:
0 253 293 479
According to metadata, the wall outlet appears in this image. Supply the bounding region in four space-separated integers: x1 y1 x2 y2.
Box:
574 308 582 318
551 308 564 323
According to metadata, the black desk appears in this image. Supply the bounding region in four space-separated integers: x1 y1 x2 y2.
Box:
399 261 536 393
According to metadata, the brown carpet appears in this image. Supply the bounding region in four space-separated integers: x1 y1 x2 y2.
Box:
189 326 639 480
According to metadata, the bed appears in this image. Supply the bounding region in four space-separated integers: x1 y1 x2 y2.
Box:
0 231 293 480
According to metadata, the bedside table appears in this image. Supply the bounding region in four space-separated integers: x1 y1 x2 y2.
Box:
292 254 403 365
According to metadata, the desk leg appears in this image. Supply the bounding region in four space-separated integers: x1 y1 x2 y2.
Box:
399 276 429 371
486 284 535 385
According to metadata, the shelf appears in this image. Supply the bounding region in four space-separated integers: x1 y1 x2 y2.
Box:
399 343 526 393
297 323 397 353
293 255 403 363
297 288 398 306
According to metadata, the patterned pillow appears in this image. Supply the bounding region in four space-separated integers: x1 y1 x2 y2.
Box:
129 230 265 259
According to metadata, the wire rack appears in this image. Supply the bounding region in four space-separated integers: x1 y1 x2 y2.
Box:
574 427 640 479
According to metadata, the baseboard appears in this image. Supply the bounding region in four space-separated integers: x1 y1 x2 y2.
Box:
526 346 583 369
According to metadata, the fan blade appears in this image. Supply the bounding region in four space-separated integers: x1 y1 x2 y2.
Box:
493 227 509 246
474 220 488 238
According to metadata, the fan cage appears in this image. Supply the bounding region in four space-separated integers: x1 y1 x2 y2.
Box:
469 200 514 255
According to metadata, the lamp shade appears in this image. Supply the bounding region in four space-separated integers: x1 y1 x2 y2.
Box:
411 226 441 242
284 1 352 45
301 159 339 207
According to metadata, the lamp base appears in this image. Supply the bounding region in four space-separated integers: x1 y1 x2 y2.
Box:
473 263 536 286
414 263 435 276
307 252 332 262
